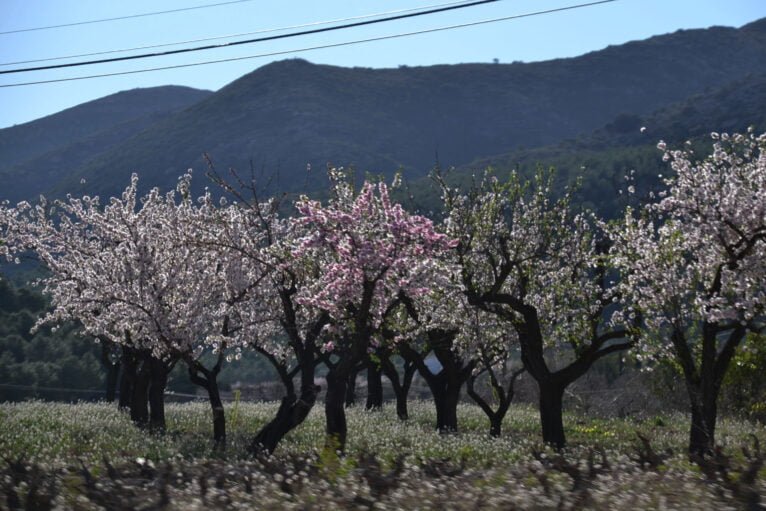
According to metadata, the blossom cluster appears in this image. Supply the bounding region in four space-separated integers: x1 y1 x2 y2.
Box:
609 130 766 358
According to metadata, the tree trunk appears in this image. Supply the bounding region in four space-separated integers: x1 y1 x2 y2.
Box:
345 369 357 407
148 356 169 434
100 342 120 403
399 337 470 432
395 391 409 421
687 385 719 456
187 355 227 446
676 325 745 456
105 362 120 403
130 357 150 428
250 363 319 455
430 379 460 433
365 361 383 411
466 368 522 438
118 349 137 410
399 362 415 420
442 384 460 433
539 381 566 449
325 369 348 452
206 378 226 446
380 355 415 420
489 415 502 437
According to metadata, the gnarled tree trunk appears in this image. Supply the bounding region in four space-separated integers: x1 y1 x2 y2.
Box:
399 331 474 434
538 380 566 448
380 354 416 420
187 351 226 446
466 366 524 437
250 348 321 456
147 356 171 434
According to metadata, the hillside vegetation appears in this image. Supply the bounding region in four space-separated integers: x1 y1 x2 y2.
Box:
0 86 212 203
406 72 766 219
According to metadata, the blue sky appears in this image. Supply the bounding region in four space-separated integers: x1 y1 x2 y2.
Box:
1 0 765 129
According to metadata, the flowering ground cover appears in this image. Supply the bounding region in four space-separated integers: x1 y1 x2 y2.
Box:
1 400 764 509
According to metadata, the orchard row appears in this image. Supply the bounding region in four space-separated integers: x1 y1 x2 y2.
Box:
0 131 764 457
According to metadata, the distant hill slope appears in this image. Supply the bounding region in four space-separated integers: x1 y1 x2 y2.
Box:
414 72 766 219
5 18 766 202
0 86 212 202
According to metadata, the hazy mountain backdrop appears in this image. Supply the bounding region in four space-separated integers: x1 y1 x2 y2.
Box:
1 17 766 203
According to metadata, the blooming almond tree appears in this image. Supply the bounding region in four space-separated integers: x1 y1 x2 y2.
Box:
292 170 456 451
439 170 634 448
193 182 333 455
610 131 766 455
394 280 485 434
462 309 525 438
14 174 232 439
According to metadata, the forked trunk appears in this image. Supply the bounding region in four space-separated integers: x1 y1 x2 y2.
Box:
489 416 503 437
206 379 226 446
105 362 120 403
250 365 319 455
380 356 415 421
395 391 409 421
100 342 121 403
187 355 226 446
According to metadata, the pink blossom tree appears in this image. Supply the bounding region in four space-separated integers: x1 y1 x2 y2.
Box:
291 170 456 451
610 131 766 455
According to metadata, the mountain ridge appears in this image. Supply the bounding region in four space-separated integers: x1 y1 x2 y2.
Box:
3 18 766 202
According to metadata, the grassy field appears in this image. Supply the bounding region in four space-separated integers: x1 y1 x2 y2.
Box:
1 400 764 509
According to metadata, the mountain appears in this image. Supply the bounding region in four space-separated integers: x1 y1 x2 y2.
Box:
0 86 213 202
3 18 766 202
415 72 766 219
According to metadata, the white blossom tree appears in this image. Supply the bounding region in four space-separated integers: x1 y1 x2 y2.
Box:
192 172 333 455
0 200 26 266
12 174 233 439
439 170 634 448
610 130 766 455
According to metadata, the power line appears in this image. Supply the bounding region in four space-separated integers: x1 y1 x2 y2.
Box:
0 0 501 75
0 0 477 68
0 0 619 89
0 0 257 36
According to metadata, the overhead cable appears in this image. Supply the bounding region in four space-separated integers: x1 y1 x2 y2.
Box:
0 0 501 75
0 0 256 36
0 0 479 67
0 0 619 88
